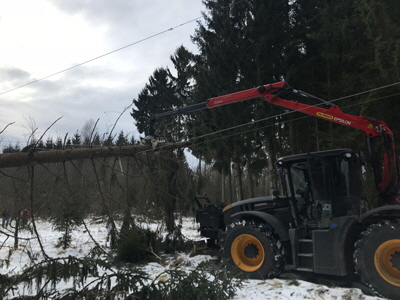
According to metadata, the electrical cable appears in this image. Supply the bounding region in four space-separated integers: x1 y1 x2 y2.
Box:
191 82 400 141
1 83 398 155
1 0 398 153
196 91 400 148
0 0 257 97
136 85 400 155
0 16 203 97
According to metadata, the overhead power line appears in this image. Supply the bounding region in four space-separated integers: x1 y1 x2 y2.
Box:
188 85 400 143
191 81 400 141
0 16 203 97
0 0 254 97
135 84 400 156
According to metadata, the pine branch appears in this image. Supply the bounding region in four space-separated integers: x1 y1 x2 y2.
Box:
32 117 63 150
0 122 15 134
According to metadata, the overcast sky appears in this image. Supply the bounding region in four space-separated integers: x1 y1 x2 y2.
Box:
0 0 204 148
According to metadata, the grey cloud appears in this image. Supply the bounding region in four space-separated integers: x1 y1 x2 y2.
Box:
1 1 203 149
1 81 135 146
51 1 141 29
50 1 203 49
0 66 31 82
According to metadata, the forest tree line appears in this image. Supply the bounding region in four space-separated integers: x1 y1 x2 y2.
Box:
132 0 400 207
1 1 400 297
2 0 400 226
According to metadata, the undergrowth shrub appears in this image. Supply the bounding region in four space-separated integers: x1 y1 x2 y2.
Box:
162 228 194 254
134 261 241 300
116 223 194 263
116 225 162 263
1 245 240 299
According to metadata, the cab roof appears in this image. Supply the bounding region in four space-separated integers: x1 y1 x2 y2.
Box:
276 148 356 165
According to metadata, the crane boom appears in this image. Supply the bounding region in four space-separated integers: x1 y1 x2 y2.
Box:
150 81 399 204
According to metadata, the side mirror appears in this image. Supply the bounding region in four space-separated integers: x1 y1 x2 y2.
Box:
272 189 280 197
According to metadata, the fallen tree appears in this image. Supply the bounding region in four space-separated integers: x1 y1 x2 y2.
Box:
0 142 191 169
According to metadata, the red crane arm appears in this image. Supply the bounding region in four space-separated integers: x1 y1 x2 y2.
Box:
207 81 387 138
206 81 398 203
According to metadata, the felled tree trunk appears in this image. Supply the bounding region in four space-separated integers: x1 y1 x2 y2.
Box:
0 142 190 169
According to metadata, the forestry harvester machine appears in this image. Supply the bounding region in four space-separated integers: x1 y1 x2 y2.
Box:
143 81 400 299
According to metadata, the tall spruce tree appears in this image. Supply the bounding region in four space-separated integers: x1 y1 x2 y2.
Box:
286 0 400 202
188 0 292 200
286 1 376 153
131 47 194 233
132 67 179 138
355 0 400 138
356 0 400 83
115 130 129 146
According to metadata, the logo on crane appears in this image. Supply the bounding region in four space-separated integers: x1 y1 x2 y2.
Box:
333 117 352 126
316 112 352 125
316 112 333 120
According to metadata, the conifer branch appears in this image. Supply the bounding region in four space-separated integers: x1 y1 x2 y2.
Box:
0 122 15 134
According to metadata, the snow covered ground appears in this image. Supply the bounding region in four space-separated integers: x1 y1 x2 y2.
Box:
0 217 386 299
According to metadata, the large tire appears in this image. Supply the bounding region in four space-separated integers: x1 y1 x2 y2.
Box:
221 220 286 279
354 219 400 299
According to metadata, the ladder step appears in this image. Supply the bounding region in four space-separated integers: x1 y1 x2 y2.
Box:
297 267 313 272
298 239 313 243
298 253 313 257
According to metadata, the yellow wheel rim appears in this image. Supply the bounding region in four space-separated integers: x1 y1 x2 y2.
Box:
231 234 265 272
374 239 400 287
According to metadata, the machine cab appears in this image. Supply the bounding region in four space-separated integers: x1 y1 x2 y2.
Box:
276 149 364 228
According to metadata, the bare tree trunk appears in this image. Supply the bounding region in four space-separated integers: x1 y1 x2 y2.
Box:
221 169 225 204
316 119 320 151
248 170 255 198
13 214 19 249
120 157 135 239
267 136 277 195
28 166 49 259
289 120 296 154
163 151 179 234
228 164 233 204
262 170 268 196
196 156 203 195
233 159 244 201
